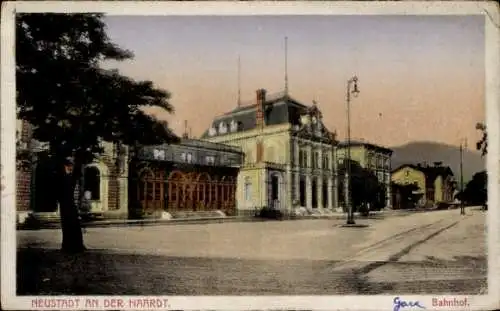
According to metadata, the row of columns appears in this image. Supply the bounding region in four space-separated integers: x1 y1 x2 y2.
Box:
290 137 339 210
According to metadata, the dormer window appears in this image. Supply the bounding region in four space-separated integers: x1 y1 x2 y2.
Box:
219 122 227 134
208 126 217 136
300 114 311 125
230 120 238 132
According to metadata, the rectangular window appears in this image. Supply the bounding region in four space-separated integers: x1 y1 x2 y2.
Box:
244 180 252 202
366 153 373 168
205 156 215 165
186 152 193 163
153 149 166 161
314 152 319 169
299 150 308 168
338 156 344 165
323 155 329 169
180 152 186 162
220 155 228 165
377 171 383 182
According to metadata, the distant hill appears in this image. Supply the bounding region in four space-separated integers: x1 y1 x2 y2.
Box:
390 141 485 184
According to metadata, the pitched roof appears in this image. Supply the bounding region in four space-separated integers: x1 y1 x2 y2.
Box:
337 140 393 154
200 91 323 139
392 163 454 184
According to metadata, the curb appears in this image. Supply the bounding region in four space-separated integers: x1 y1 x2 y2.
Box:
17 209 424 230
18 216 260 230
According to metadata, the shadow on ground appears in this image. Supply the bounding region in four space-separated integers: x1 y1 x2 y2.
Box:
17 248 486 295
18 247 349 295
359 255 487 295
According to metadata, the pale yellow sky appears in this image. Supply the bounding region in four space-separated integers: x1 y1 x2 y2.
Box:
104 15 485 148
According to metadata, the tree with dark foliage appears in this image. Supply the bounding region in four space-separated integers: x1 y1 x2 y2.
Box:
457 170 487 209
16 14 179 253
476 122 487 156
338 159 385 216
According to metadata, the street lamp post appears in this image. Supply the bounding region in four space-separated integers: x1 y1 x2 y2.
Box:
459 138 467 215
345 76 360 225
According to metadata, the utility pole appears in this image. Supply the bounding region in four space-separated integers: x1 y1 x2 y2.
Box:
345 76 360 225
284 36 289 95
237 55 241 107
460 138 467 215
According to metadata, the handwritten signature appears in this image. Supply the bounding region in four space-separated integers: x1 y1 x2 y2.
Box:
393 297 425 311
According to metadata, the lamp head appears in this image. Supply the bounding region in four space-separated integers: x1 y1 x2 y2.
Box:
351 76 360 97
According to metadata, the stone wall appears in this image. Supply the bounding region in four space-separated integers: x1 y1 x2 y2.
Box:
15 120 129 217
16 168 32 211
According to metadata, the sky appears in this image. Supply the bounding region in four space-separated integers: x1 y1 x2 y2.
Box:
102 15 485 148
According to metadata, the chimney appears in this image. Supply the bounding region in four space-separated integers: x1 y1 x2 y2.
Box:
256 89 266 130
182 120 189 139
255 89 266 163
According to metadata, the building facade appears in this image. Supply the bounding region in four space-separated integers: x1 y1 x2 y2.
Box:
391 162 456 207
129 139 243 216
336 141 393 209
16 119 129 218
16 119 243 219
201 89 340 215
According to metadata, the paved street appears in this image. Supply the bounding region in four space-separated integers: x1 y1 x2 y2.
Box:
17 208 487 295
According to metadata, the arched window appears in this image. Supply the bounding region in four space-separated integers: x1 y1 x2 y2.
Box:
212 176 219 207
219 122 227 134
138 169 154 202
84 166 101 200
230 120 238 132
167 171 185 211
197 173 211 208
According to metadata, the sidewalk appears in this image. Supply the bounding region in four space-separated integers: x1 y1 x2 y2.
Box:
17 208 430 230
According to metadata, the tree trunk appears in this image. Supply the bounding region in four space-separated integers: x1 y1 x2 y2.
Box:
57 163 86 253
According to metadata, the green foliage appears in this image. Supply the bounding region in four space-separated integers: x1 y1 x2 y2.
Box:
476 122 487 157
457 170 487 206
16 13 179 166
258 207 284 220
338 159 386 212
16 13 180 251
